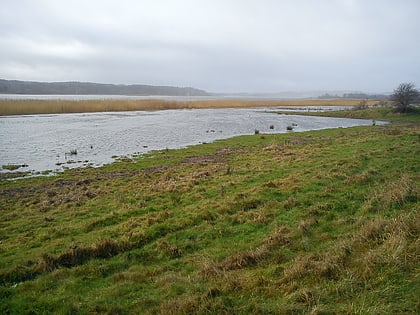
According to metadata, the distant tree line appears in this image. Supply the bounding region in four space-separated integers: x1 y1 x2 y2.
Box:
318 92 389 100
0 79 210 96
342 93 389 100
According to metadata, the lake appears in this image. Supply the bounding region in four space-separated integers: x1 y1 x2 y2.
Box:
0 107 383 175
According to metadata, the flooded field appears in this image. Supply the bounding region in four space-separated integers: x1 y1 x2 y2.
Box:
0 107 382 175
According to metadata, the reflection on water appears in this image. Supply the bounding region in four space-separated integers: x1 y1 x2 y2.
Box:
0 108 383 174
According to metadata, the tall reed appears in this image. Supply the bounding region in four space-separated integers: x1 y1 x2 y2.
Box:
0 99 383 115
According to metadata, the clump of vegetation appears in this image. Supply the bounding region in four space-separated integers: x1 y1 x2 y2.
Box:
354 99 368 110
391 82 419 113
2 164 28 171
0 107 418 314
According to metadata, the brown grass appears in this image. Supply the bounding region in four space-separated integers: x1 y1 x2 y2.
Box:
200 247 270 278
159 240 184 258
201 225 292 278
159 294 201 315
363 174 418 212
0 98 383 115
343 168 378 184
36 238 127 272
353 212 420 279
281 212 419 285
282 246 351 283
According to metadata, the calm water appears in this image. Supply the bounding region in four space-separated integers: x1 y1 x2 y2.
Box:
0 108 382 174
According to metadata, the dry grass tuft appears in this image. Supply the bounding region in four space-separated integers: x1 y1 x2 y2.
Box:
112 270 147 284
290 287 317 306
201 225 292 278
284 212 418 284
229 208 273 225
37 253 59 272
37 238 126 273
284 196 299 209
282 254 318 282
199 256 224 278
297 218 318 235
363 174 417 211
201 247 270 277
92 238 123 258
219 247 269 271
159 240 184 258
354 212 420 279
344 168 378 184
355 218 388 244
159 295 200 315
283 240 352 283
263 225 292 248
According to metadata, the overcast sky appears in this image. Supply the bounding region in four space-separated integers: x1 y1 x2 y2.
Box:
1 0 419 93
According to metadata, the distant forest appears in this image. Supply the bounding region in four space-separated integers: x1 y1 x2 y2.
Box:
0 79 210 96
318 92 389 100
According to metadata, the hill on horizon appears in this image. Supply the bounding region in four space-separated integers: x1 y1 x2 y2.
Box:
0 79 210 96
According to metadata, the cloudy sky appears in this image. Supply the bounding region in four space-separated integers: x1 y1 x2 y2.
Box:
1 0 419 93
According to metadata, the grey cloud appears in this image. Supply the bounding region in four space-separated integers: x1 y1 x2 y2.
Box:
1 0 419 93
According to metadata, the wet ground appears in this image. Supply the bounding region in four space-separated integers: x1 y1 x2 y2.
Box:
0 107 383 175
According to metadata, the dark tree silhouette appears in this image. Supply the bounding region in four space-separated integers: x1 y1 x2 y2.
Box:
390 83 419 113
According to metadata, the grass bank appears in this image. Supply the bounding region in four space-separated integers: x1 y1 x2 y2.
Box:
0 98 384 115
276 106 420 122
0 109 418 314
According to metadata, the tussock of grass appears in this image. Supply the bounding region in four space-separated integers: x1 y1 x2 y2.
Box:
8 238 128 279
363 174 418 212
282 243 351 283
0 109 419 314
201 225 291 277
344 167 378 184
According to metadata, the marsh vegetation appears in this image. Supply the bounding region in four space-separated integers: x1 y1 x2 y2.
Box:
0 98 385 116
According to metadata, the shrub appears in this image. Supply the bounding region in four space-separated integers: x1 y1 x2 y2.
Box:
391 82 419 113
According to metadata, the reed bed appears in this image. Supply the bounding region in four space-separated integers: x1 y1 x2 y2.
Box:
0 98 382 115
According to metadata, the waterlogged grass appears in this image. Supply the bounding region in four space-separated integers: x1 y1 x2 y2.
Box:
0 110 419 314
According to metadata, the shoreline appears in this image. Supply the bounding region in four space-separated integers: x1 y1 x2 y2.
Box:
1 107 389 179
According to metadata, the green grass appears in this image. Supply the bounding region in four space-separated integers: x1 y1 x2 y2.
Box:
276 106 420 122
0 108 419 314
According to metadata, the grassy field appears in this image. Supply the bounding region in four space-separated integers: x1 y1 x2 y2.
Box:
0 98 384 115
0 108 418 314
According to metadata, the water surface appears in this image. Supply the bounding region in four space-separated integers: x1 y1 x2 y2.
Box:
0 107 381 175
